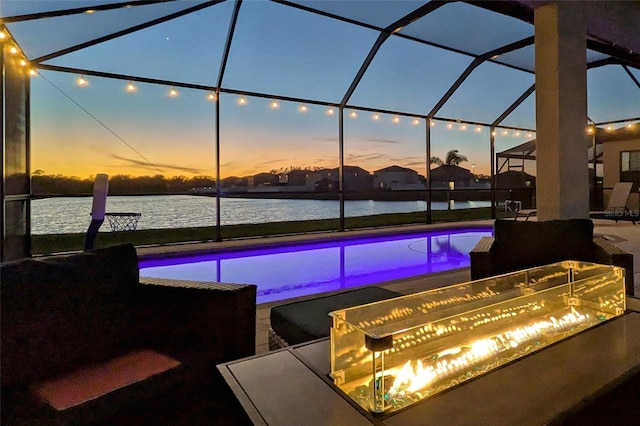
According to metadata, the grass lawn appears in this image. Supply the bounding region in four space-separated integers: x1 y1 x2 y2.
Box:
31 207 505 255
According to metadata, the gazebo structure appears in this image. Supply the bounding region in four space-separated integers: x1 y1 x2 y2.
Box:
2 1 639 260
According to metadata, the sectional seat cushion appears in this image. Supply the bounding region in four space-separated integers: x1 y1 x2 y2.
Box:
270 286 401 346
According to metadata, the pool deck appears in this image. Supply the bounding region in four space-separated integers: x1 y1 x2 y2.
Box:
137 219 640 355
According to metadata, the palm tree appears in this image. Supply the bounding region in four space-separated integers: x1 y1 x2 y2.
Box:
445 150 468 166
430 156 443 166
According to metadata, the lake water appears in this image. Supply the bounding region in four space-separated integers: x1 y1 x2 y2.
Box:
31 195 490 235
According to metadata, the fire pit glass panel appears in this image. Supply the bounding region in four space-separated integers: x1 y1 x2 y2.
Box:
329 261 626 414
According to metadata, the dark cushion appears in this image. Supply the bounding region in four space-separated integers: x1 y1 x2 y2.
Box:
270 286 401 346
492 219 595 272
1 244 139 386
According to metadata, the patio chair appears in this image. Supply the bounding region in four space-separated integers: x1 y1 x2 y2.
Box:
514 182 635 223
591 182 636 224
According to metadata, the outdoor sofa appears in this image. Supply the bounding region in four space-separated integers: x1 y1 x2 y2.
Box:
1 244 256 425
470 219 634 295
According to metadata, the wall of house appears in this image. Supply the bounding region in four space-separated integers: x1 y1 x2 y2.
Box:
603 139 640 211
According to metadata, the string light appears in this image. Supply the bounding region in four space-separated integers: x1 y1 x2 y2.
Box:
430 120 436 127
586 126 594 134
627 123 634 129
9 46 18 55
392 116 400 124
446 123 453 129
514 131 520 137
502 130 508 136
126 81 137 92
169 87 178 97
77 75 88 87
238 96 247 105
372 113 380 121
475 126 482 133
492 131 497 136
606 125 613 131
298 103 307 113
413 118 420 125
350 111 358 119
19 59 27 67
0 31 6 40
326 107 335 116
29 69 37 77
270 99 280 109
459 124 466 130
527 133 533 138
207 91 216 101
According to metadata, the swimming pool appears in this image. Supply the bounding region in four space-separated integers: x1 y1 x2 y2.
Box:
139 227 492 304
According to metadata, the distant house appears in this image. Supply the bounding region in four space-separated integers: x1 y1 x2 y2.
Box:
430 165 474 188
278 169 309 186
311 166 372 192
373 165 422 190
248 172 278 188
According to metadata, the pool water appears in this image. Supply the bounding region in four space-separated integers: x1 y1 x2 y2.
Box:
139 227 492 304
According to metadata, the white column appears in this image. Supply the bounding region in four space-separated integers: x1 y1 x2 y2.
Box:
534 2 589 220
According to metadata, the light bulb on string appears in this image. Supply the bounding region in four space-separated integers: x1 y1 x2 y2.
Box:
271 99 280 109
392 116 400 124
372 113 380 121
350 111 358 119
207 91 217 101
326 107 335 116
298 104 307 113
169 87 178 97
238 96 247 105
413 118 420 125
77 75 88 87
126 81 137 92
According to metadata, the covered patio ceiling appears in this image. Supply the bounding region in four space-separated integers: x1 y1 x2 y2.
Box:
2 0 639 131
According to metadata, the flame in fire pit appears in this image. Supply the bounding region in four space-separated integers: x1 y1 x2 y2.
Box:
387 307 589 398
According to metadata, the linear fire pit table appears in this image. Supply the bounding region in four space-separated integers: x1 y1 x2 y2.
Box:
218 262 640 425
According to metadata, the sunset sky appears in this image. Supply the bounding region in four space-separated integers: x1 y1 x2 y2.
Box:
13 1 639 179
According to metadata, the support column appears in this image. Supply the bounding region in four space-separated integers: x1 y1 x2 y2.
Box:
534 2 589 220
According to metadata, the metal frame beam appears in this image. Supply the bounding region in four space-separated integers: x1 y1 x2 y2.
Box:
340 1 447 106
1 0 168 22
428 36 534 118
31 1 223 63
622 65 640 90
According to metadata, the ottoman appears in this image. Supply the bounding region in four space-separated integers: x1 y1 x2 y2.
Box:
269 286 402 350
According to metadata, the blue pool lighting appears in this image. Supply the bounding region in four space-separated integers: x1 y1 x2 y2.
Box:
139 227 492 304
